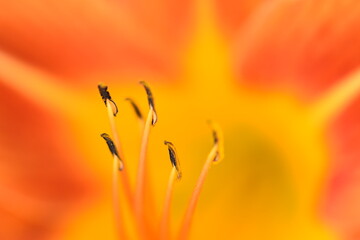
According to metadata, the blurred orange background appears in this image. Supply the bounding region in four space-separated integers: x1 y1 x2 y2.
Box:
0 0 360 239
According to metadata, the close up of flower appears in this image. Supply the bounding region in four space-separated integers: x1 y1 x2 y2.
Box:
0 0 360 240
97 81 224 240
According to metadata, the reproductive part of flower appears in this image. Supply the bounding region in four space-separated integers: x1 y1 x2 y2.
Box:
98 82 223 240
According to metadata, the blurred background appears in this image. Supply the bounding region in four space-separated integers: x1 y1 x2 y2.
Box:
0 0 360 239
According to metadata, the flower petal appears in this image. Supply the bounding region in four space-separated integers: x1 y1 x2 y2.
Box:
322 95 360 239
235 0 360 100
0 0 194 81
214 0 266 37
0 83 94 239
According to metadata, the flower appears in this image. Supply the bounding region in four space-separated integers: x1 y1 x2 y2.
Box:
0 0 359 239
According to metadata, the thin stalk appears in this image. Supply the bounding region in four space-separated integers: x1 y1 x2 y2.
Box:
160 167 177 240
177 145 218 240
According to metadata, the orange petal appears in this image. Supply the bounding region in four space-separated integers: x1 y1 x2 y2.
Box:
0 83 94 239
235 0 360 100
0 0 194 81
214 0 266 37
321 95 360 239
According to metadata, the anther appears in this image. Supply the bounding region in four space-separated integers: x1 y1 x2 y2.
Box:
211 127 218 144
125 98 143 120
164 141 182 179
208 121 224 163
98 83 118 116
101 133 124 170
139 81 157 125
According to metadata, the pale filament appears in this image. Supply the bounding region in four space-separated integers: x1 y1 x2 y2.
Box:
106 99 133 205
160 167 177 240
178 145 219 240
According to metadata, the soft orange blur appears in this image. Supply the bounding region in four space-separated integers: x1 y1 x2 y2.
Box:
0 0 360 240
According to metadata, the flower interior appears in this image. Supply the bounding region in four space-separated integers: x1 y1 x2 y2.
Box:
98 81 224 240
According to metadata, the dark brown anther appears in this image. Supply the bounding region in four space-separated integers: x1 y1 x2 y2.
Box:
101 133 123 170
164 141 182 179
207 121 224 163
139 81 157 125
98 84 118 116
125 98 143 120
212 128 219 145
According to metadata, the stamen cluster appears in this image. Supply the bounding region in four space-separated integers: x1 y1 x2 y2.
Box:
98 82 223 240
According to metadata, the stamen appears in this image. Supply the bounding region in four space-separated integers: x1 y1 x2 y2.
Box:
98 83 118 116
164 141 182 179
178 123 224 240
134 82 158 237
100 134 126 239
101 133 124 170
140 81 158 125
160 141 181 240
125 98 143 120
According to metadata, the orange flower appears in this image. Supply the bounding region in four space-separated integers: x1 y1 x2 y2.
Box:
0 0 359 239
